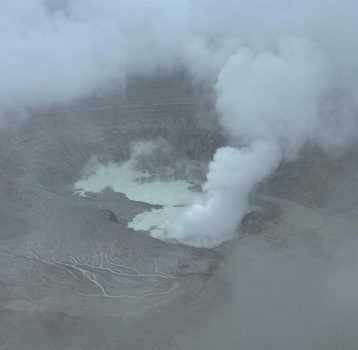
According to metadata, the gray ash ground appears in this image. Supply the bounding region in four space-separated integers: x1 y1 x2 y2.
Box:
1 74 358 349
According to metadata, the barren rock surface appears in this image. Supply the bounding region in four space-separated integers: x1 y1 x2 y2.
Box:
1 74 358 349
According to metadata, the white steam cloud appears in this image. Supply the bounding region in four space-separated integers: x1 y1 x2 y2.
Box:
2 0 358 244
167 37 349 245
165 4 358 245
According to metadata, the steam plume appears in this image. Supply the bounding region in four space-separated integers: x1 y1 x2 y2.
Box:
167 37 345 244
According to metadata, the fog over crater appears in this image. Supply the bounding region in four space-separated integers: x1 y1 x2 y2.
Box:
1 1 358 349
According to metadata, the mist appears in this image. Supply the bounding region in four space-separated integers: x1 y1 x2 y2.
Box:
2 0 358 243
178 244 358 350
2 1 358 349
1 1 358 240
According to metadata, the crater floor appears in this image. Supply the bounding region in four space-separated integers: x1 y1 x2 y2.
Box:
1 74 358 350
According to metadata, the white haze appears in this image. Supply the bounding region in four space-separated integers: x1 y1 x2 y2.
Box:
2 0 358 244
178 246 358 350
